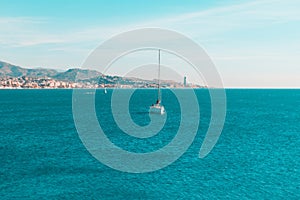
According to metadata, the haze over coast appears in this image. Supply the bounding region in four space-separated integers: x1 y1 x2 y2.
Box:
0 60 202 89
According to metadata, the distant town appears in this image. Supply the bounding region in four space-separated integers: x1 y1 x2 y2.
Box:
0 76 203 89
0 61 205 89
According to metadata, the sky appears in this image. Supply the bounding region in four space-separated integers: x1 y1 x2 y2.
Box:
0 0 299 88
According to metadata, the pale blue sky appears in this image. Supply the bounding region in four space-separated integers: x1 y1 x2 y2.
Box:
0 0 299 87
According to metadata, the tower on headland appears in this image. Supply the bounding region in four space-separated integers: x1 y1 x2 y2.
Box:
183 76 187 87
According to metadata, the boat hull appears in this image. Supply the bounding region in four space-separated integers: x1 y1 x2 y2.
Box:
149 105 165 115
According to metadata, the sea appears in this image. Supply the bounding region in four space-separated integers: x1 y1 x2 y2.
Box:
0 89 299 199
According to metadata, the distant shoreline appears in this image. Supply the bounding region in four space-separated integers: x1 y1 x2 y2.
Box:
0 87 205 90
0 87 299 90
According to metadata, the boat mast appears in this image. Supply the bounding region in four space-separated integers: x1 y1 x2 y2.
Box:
158 49 161 102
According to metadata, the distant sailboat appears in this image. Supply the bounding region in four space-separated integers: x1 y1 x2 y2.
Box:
149 49 165 115
102 74 107 94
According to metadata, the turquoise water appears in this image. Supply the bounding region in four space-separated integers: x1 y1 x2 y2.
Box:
0 89 299 199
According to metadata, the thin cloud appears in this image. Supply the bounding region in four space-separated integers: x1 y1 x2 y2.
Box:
0 17 46 24
1 0 299 47
148 0 300 38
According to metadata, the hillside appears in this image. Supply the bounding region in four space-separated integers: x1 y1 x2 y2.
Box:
0 61 58 78
0 61 102 81
53 68 102 82
0 60 199 88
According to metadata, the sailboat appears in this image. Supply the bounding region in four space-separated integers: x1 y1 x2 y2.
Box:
149 49 165 115
101 74 107 94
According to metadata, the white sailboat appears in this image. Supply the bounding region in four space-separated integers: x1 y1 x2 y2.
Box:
102 74 107 94
149 49 165 115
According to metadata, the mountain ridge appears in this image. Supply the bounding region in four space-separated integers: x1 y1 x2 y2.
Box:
0 60 202 88
0 61 115 82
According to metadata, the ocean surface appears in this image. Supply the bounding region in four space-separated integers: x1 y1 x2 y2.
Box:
0 89 299 199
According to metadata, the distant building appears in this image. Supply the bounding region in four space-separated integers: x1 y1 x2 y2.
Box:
183 76 187 87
